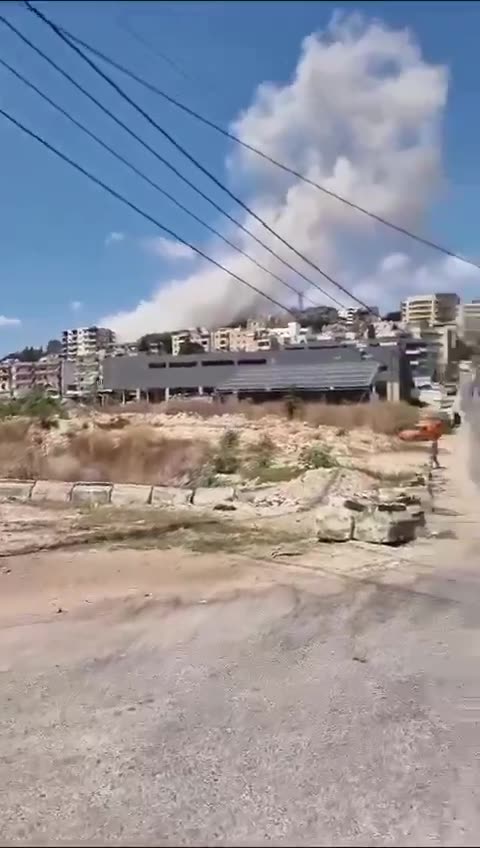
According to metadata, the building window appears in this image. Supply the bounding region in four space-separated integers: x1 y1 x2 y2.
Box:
148 362 167 369
201 360 234 367
237 358 267 365
168 361 198 369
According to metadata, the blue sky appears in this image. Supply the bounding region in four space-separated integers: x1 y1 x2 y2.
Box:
1 0 480 352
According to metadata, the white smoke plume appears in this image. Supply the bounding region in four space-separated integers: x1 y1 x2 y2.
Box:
102 12 461 340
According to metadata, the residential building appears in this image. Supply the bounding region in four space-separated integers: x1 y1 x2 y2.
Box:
9 361 35 396
401 293 459 327
171 328 211 356
407 324 458 380
61 355 102 398
338 306 379 324
111 341 139 357
208 322 319 353
0 362 11 395
457 300 480 345
61 326 115 360
0 356 61 398
33 355 61 395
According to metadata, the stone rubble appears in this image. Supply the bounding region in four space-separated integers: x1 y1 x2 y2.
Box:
315 485 426 546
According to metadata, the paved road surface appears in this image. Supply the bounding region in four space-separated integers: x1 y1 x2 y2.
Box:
2 416 480 845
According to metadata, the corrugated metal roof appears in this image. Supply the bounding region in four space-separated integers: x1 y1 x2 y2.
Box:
217 360 379 393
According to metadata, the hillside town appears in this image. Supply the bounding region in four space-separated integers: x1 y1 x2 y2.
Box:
1 292 477 407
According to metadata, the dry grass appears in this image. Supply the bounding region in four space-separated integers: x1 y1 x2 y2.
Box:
0 399 419 484
0 424 211 485
107 397 418 435
302 401 419 435
50 427 211 485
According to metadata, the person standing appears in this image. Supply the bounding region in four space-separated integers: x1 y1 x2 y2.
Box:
430 437 440 469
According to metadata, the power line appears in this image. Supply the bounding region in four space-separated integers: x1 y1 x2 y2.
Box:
0 55 321 310
26 2 368 310
0 105 299 320
116 12 228 112
0 13 346 312
57 16 480 276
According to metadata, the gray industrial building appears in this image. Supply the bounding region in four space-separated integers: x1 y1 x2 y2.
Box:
99 343 410 404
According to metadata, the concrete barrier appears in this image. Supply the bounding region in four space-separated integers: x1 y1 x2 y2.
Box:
110 483 152 507
31 480 74 503
151 486 192 507
0 480 35 501
192 486 236 509
71 483 112 506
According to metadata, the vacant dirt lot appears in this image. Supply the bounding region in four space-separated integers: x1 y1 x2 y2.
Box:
0 401 421 485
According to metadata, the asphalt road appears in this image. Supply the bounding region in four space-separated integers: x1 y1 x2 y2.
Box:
2 421 480 845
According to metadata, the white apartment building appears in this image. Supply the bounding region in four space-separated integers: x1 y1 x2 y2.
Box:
209 322 315 354
171 328 211 356
457 300 480 344
62 326 115 360
401 293 459 327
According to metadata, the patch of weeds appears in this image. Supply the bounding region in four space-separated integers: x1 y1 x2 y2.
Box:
249 434 276 468
300 445 338 469
253 464 304 483
212 429 240 474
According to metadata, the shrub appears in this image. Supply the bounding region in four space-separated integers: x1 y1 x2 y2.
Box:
212 430 240 474
300 444 338 469
248 434 276 469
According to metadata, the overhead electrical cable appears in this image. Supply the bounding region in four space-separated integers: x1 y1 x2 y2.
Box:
1 11 347 311
0 106 300 318
0 54 321 309
26 1 368 310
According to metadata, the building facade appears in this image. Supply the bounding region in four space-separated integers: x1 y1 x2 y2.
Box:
401 293 459 327
61 326 115 360
171 329 211 356
101 343 409 405
457 301 480 345
0 356 61 398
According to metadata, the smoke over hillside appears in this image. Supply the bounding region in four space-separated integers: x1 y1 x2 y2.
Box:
102 12 461 340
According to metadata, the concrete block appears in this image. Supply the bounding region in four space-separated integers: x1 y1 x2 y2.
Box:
315 505 353 542
31 480 74 503
71 483 112 506
151 486 192 508
192 486 235 509
353 507 416 545
0 480 35 501
110 484 152 507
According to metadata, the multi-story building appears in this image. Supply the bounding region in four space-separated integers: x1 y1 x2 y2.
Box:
61 326 115 360
9 361 35 396
171 328 211 356
61 355 102 398
0 356 61 398
402 324 458 381
457 300 480 345
34 356 61 395
208 322 318 354
401 293 459 327
0 362 11 395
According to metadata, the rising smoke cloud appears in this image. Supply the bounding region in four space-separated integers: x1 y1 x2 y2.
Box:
102 12 461 340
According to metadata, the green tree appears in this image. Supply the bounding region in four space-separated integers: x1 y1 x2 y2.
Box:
178 340 205 355
46 338 62 355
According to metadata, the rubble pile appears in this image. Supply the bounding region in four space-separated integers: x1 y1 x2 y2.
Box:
315 476 429 545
